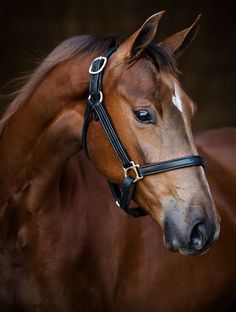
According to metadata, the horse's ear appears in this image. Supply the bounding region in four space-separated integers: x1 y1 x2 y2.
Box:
159 15 201 59
116 12 165 61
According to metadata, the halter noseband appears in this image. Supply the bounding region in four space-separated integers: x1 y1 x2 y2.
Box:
82 48 204 217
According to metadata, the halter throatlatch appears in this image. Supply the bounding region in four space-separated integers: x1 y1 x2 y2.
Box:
82 48 205 217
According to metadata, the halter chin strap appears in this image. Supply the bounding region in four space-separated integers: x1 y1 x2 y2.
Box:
82 48 204 217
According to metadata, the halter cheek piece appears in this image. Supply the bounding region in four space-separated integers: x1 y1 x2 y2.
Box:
82 47 204 217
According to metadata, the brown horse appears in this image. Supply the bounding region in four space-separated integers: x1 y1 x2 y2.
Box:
0 12 235 311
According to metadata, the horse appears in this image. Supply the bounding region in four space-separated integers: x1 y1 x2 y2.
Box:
0 11 235 311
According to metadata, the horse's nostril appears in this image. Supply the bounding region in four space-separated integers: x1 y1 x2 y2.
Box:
190 222 205 251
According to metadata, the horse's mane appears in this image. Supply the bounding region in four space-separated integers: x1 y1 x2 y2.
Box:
0 35 177 136
0 35 117 135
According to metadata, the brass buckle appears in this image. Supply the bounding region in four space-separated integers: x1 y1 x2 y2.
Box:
124 161 143 183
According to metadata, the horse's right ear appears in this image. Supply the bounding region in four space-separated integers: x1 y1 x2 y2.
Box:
159 15 201 59
114 12 165 62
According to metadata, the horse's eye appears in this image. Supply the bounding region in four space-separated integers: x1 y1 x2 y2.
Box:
134 110 152 123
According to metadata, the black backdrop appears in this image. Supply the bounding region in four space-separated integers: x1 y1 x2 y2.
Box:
0 0 235 131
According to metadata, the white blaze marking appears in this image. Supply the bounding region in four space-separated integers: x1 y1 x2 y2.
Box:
172 81 183 112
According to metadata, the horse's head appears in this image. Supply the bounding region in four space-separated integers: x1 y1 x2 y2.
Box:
86 12 220 255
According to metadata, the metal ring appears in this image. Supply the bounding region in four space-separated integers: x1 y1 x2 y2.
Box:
89 57 107 75
115 200 120 207
88 91 103 103
97 91 103 103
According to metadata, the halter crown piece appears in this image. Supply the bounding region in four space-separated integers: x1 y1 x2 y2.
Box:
82 47 205 217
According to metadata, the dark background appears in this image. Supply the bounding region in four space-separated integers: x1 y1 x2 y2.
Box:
0 0 235 131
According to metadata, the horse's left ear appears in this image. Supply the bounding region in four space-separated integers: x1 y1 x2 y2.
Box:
116 12 165 61
159 15 201 59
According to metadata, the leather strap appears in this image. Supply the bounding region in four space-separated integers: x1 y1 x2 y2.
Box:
108 179 148 217
139 156 204 177
83 47 131 166
88 99 131 166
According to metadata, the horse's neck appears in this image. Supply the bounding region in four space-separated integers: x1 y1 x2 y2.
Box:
0 53 95 208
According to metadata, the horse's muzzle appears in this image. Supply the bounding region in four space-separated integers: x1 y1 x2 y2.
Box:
163 216 220 256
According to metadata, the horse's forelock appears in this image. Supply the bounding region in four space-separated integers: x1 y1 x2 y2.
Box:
146 43 179 74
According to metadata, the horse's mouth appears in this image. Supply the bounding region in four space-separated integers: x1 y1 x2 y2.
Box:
178 245 211 256
163 234 213 256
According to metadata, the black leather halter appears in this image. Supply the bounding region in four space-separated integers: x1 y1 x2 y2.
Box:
82 48 204 217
